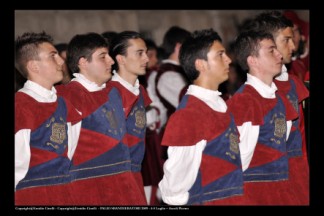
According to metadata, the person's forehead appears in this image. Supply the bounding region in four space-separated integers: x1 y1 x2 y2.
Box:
277 27 293 37
92 47 108 54
210 40 224 50
38 42 56 53
39 42 54 49
127 38 146 49
260 38 275 48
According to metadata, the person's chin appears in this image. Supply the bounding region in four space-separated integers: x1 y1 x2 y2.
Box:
284 58 292 64
58 76 64 82
139 70 146 75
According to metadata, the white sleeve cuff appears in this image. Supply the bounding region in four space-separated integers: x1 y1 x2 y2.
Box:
286 120 292 141
159 191 189 205
146 108 159 126
158 140 206 205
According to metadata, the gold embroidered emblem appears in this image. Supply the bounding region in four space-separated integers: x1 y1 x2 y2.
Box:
229 133 239 154
225 128 239 160
270 138 281 145
50 123 66 144
135 107 146 129
226 151 236 160
46 142 59 149
105 110 118 129
46 117 55 127
288 95 298 112
274 117 286 138
102 107 119 135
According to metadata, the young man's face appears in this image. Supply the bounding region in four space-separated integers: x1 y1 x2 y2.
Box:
255 39 283 77
36 42 64 85
274 27 295 64
205 40 232 85
122 38 149 76
84 47 114 85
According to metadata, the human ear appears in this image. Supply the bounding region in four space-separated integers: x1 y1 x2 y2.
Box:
116 54 125 65
26 60 39 74
79 57 87 65
195 59 206 73
78 57 87 69
247 56 256 67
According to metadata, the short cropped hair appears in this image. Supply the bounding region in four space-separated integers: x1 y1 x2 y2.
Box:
15 31 53 78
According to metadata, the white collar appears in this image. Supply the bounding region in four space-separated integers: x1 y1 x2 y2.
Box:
19 80 57 102
186 84 227 112
111 70 140 96
72 73 106 92
274 65 289 81
246 74 277 99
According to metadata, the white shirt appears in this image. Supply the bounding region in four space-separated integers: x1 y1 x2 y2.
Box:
15 80 81 190
238 74 292 171
146 70 168 131
156 60 187 108
158 84 227 205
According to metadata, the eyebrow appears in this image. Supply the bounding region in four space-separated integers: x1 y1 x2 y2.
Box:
97 51 108 55
283 35 293 39
216 49 225 53
93 48 108 56
267 45 277 50
49 50 58 55
135 48 147 53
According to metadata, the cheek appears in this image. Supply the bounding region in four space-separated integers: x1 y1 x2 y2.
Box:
97 62 106 70
276 44 284 53
136 59 144 66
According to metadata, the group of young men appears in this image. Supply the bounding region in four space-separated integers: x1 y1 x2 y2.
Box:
15 10 309 206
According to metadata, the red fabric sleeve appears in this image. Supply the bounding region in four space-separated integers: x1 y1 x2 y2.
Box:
54 84 65 95
289 74 309 103
161 108 206 147
139 85 152 108
226 89 264 126
15 92 56 133
57 81 108 118
162 96 230 147
289 59 307 81
63 97 82 125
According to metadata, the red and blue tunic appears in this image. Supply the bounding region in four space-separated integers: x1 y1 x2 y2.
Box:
57 82 147 205
228 84 299 205
107 81 152 200
162 95 245 205
274 74 309 205
15 93 81 205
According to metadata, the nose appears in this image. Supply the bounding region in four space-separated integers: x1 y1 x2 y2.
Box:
225 53 232 64
143 52 149 63
107 54 115 65
57 55 64 66
290 40 296 52
275 49 283 60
